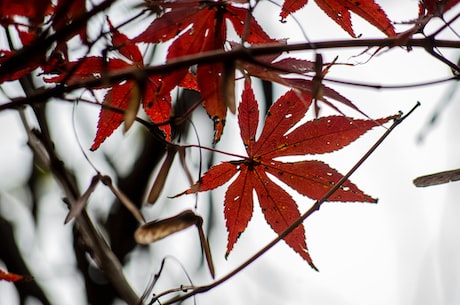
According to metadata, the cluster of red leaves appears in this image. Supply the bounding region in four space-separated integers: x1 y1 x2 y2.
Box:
1 0 455 268
176 81 395 268
2 0 452 148
43 19 174 150
0 0 86 84
133 0 276 142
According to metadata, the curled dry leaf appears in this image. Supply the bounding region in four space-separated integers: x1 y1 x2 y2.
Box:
147 146 177 204
135 210 215 277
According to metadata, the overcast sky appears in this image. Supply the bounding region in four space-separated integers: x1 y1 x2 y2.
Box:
1 1 460 305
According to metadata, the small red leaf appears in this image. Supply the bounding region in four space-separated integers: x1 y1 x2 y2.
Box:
226 6 275 44
133 7 202 43
0 269 31 282
280 0 309 20
108 18 143 65
177 162 239 196
238 81 259 152
91 82 133 150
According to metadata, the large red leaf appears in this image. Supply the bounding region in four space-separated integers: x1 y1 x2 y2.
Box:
178 81 395 267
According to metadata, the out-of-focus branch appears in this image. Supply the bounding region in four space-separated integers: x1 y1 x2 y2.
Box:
16 68 141 305
1 36 459 113
0 216 52 305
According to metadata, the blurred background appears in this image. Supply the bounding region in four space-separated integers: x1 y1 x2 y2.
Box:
1 1 460 304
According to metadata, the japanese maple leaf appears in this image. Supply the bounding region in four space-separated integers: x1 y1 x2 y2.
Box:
0 269 31 282
42 19 173 150
177 81 395 268
134 1 275 142
280 0 396 37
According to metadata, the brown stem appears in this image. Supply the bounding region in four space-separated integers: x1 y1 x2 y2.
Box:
1 37 459 113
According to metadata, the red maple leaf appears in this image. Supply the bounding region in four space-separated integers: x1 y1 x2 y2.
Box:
134 1 275 142
280 0 396 37
177 81 395 268
0 269 31 282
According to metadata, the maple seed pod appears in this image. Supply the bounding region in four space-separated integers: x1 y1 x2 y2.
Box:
134 210 199 244
413 168 460 187
123 80 142 133
222 60 236 114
